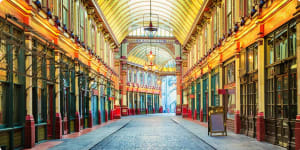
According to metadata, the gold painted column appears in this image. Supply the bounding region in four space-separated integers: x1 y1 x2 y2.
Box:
121 70 128 116
24 33 35 148
256 38 265 141
208 71 212 107
219 63 223 106
200 78 204 122
234 53 241 134
54 50 62 139
74 62 80 132
88 71 93 128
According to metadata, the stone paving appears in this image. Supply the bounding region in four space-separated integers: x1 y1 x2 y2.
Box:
48 114 287 150
172 116 285 150
91 114 215 150
49 119 131 150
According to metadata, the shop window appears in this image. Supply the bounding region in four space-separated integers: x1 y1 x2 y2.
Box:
0 38 7 81
227 93 236 120
275 26 288 61
211 68 219 106
0 83 6 127
224 61 235 85
91 26 95 51
266 20 296 64
246 43 258 72
289 22 296 57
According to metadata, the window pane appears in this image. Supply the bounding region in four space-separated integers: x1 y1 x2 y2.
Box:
289 22 296 57
0 83 6 126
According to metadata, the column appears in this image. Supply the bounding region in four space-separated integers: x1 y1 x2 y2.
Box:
152 93 155 113
235 53 241 134
98 78 102 124
137 92 140 114
182 89 188 118
54 50 62 139
74 62 80 131
121 70 128 116
88 72 93 128
159 91 163 113
24 33 35 148
256 38 265 141
193 82 197 119
208 71 212 107
132 91 135 115
145 93 148 114
200 78 203 122
219 63 223 106
294 5 300 149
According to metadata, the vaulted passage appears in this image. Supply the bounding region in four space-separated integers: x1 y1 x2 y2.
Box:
0 0 299 150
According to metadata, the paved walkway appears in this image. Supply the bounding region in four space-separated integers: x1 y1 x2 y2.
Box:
172 116 285 150
49 119 131 150
91 115 215 150
40 114 286 150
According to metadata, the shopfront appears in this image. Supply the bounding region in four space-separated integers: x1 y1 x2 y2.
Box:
223 60 236 131
240 43 258 138
211 68 220 106
91 82 99 125
100 81 106 123
140 93 146 114
78 65 89 129
147 94 153 113
265 19 297 149
0 19 26 149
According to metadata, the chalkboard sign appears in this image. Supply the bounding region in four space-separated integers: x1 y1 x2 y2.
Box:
208 106 227 136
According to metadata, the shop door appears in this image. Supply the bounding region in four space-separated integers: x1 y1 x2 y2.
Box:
100 96 105 123
202 79 208 122
275 74 290 148
47 85 54 138
62 87 69 135
247 81 257 137
92 96 98 125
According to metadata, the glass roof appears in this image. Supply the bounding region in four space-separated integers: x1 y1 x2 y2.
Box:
96 0 204 44
128 27 174 37
127 43 174 70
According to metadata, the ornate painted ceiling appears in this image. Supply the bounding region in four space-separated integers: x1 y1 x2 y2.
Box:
96 0 204 44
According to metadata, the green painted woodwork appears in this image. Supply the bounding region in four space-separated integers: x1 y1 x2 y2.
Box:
196 80 201 120
202 75 208 122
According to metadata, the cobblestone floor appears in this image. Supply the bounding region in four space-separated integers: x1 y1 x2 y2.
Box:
91 115 215 150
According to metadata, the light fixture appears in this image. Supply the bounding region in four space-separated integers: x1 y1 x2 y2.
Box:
143 0 159 38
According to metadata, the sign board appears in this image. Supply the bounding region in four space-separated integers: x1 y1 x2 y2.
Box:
208 106 227 136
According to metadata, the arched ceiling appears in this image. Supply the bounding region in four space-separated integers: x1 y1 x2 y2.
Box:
128 43 174 70
96 0 204 44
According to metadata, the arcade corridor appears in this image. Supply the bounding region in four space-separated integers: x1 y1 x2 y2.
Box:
0 0 300 150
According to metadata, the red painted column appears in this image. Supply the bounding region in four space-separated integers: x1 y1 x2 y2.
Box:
200 109 203 122
110 109 114 120
295 115 300 150
75 112 80 132
234 110 241 134
146 108 148 114
193 110 197 120
153 107 155 114
105 110 108 122
88 110 93 128
256 112 265 141
159 106 163 113
98 110 102 124
55 113 62 139
24 115 35 148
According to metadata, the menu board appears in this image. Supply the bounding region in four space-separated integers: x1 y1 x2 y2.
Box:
210 113 225 132
208 106 227 136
